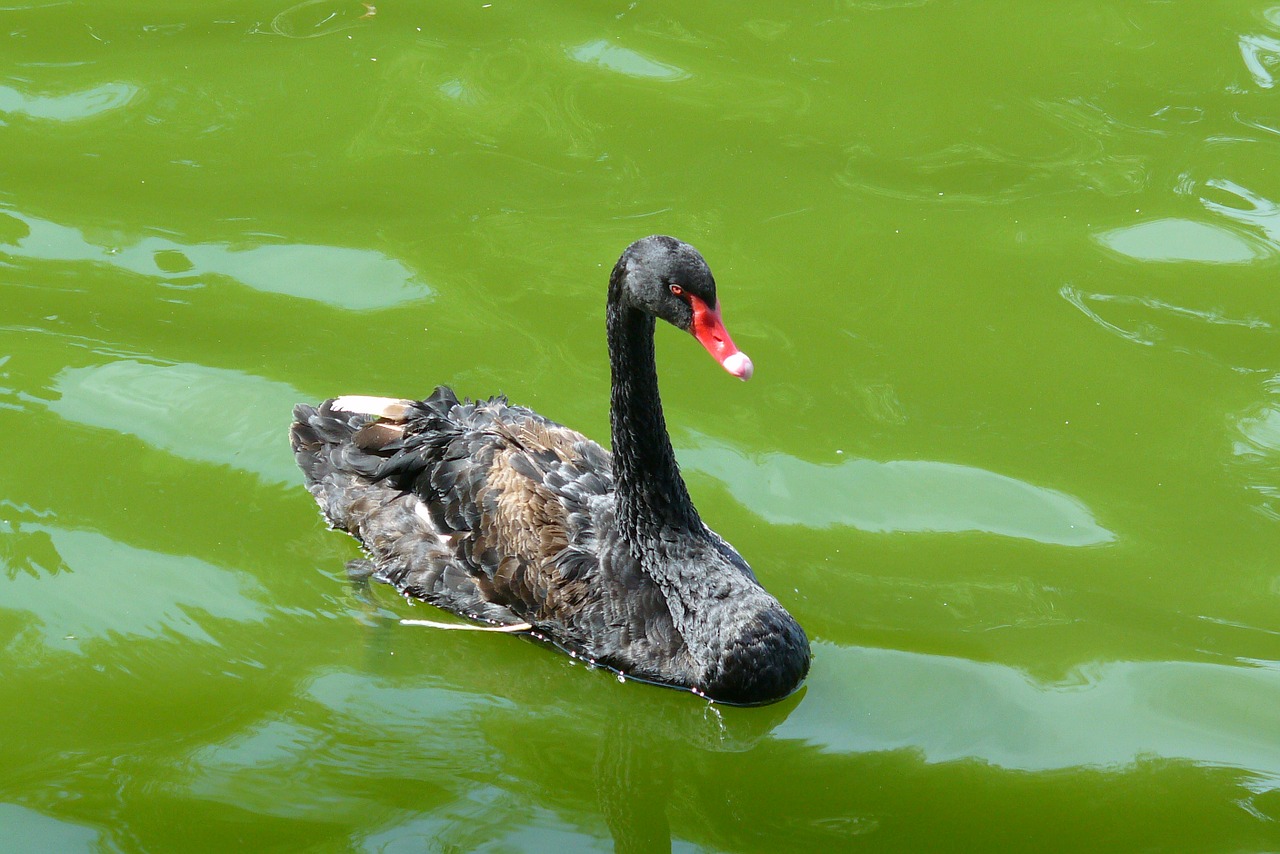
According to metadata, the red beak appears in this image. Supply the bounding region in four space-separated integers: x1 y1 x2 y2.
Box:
688 294 753 381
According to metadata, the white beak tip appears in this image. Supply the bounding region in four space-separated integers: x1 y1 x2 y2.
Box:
723 351 754 381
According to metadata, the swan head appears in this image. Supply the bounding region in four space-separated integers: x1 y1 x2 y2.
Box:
613 235 754 381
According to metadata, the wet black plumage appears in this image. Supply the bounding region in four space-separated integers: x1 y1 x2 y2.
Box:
290 236 810 704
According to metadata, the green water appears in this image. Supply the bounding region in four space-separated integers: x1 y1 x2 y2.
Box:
3 0 1279 849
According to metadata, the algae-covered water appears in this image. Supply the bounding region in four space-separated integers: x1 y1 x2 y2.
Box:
3 1 1280 850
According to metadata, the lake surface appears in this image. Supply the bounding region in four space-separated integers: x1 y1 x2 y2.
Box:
3 1 1280 850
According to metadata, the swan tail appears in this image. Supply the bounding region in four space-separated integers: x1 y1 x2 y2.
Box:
289 390 530 628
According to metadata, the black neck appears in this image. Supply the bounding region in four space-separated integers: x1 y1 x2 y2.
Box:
607 291 701 544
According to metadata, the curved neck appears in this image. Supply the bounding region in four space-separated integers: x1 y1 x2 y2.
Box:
607 290 701 543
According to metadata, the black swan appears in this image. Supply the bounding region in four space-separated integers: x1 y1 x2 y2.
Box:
290 236 810 704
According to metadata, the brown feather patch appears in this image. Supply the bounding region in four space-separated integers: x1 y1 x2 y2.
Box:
353 421 406 451
484 448 570 564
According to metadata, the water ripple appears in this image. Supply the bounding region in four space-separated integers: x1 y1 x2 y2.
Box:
1201 178 1280 248
1238 33 1280 89
261 0 372 39
1230 374 1280 521
1059 284 1274 369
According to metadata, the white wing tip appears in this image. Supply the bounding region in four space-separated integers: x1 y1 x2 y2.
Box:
400 619 533 633
331 395 411 417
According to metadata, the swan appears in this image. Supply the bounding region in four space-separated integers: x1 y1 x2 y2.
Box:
290 235 809 704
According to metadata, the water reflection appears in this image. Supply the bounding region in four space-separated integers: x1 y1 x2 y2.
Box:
179 621 798 850
4 525 268 652
567 40 688 81
0 803 100 853
48 360 301 486
780 642 1280 782
681 437 1113 546
49 611 1280 848
0 82 136 121
0 207 430 310
1095 218 1268 264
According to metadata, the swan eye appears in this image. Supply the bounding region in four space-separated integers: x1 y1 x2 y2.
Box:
669 284 684 297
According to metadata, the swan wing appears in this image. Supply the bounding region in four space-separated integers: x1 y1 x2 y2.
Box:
293 387 614 629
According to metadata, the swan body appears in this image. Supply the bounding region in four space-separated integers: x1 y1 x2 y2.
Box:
290 236 809 704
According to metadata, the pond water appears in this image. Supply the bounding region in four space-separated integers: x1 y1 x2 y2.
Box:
3 1 1280 850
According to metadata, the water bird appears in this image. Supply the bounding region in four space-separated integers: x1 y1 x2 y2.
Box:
290 236 810 704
